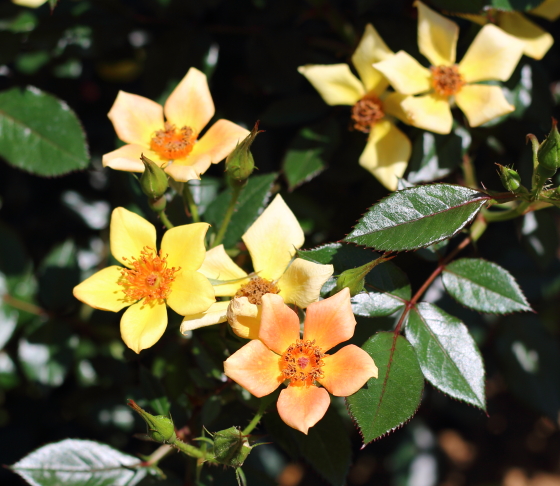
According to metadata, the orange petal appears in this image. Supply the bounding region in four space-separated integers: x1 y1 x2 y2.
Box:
319 345 378 396
164 155 212 182
223 339 283 397
303 288 356 352
190 119 250 165
277 385 330 434
102 144 148 172
259 294 300 355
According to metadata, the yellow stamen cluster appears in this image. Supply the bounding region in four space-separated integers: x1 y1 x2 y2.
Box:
150 122 195 160
235 276 279 305
351 96 385 133
280 339 325 386
430 65 465 96
119 246 179 304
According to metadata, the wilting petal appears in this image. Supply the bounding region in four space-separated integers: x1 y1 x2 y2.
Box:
164 156 212 182
459 24 524 83
164 67 215 135
416 1 458 66
259 294 300 355
401 93 453 135
190 119 250 165
373 51 432 96
303 288 356 352
108 91 164 146
110 207 156 268
498 11 554 60
121 300 167 353
198 245 248 297
161 222 210 272
224 339 283 397
73 266 129 312
277 258 334 308
359 119 411 191
227 297 262 340
277 385 330 434
297 64 364 106
455 84 514 128
102 144 153 172
243 194 304 281
319 345 378 396
530 0 560 21
180 301 230 333
166 270 215 316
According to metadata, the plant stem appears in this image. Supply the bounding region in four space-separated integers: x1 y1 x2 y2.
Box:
242 400 268 436
183 183 200 223
171 437 217 464
212 182 244 248
144 444 174 467
482 200 531 223
3 294 47 317
158 210 174 230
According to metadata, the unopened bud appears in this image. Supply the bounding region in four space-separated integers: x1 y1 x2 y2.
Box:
140 154 169 200
226 122 262 183
537 118 560 172
496 164 526 194
127 399 176 444
212 427 252 468
330 256 394 297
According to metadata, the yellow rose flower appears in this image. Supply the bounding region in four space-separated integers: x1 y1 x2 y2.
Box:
102 67 249 182
73 207 215 353
180 194 334 339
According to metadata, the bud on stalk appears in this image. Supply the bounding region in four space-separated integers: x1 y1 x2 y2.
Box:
140 154 169 200
127 399 176 444
225 122 262 184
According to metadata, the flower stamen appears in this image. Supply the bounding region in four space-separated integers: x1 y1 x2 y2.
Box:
150 122 195 160
235 276 279 305
430 65 465 96
280 339 325 387
351 96 385 133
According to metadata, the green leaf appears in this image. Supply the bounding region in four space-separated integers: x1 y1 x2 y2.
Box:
282 119 339 190
10 438 148 486
344 184 490 251
346 332 424 444
442 258 532 314
140 366 170 416
0 86 89 176
487 0 543 11
405 303 486 410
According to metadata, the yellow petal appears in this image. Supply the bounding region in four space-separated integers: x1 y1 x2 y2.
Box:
198 245 248 297
161 222 210 272
164 156 212 182
416 1 458 66
351 24 393 94
242 194 304 281
529 0 560 21
121 301 167 353
12 0 48 8
190 119 249 166
107 91 163 146
383 92 414 124
455 84 514 128
458 24 524 83
277 385 330 434
277 258 334 308
227 296 262 340
73 266 129 312
110 207 156 268
180 301 230 333
400 93 453 134
102 144 151 172
164 67 215 135
373 51 432 96
297 64 364 106
498 11 553 60
359 119 411 191
166 270 215 316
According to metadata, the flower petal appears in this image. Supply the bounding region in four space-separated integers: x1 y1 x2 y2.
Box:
277 258 334 308
164 67 215 135
161 222 210 272
359 119 411 191
277 385 330 434
166 270 215 316
198 245 248 297
455 84 514 128
190 119 250 165
416 0 459 66
297 64 364 106
303 288 356 352
319 345 378 396
529 0 560 21
180 301 230 333
242 194 304 281
351 23 393 94
259 293 300 355
458 24 524 83
164 156 212 182
224 339 283 397
400 93 453 134
121 300 167 353
102 144 151 172
373 51 432 96
73 266 129 312
227 296 262 340
498 11 554 60
383 92 414 124
110 207 156 268
108 91 163 146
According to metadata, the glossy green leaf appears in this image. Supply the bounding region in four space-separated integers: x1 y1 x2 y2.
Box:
0 86 89 176
442 258 532 314
140 366 170 416
10 439 148 486
405 303 486 410
344 184 489 251
346 332 424 444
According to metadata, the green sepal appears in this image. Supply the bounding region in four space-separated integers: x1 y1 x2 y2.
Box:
127 399 176 444
330 255 394 297
140 154 169 200
537 118 560 172
226 122 261 182
211 427 252 468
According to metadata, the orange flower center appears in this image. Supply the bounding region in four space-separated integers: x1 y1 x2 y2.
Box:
235 276 279 305
150 122 196 160
119 246 180 304
351 95 385 133
431 65 465 96
280 339 325 386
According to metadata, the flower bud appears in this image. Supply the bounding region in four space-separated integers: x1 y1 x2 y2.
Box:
225 122 262 183
212 426 252 468
140 154 168 200
496 164 526 194
330 256 394 297
537 118 560 172
127 399 176 444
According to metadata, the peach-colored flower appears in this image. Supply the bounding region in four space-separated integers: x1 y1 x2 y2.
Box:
224 289 378 434
103 67 249 182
